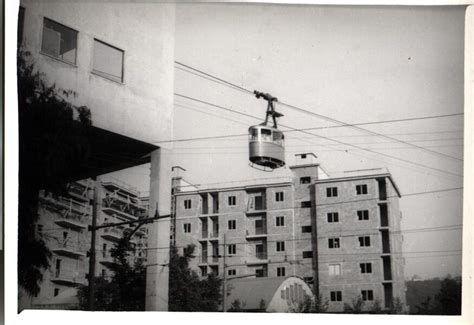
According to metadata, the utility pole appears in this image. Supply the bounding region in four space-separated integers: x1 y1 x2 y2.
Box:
222 234 226 312
88 176 101 311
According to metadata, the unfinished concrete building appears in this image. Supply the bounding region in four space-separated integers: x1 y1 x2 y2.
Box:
173 153 406 312
23 179 148 309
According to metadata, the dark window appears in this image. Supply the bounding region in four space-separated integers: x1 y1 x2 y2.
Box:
228 269 236 276
361 290 374 301
18 7 25 44
276 216 285 227
328 238 340 249
275 192 284 202
303 251 313 258
93 39 124 82
200 266 207 277
302 225 312 233
357 210 369 221
228 244 236 255
330 291 342 302
228 220 236 230
228 196 236 206
41 18 77 64
327 212 339 223
360 263 372 274
356 184 368 195
326 187 338 197
276 241 285 252
184 223 191 233
301 201 311 208
300 177 311 184
277 267 286 277
103 243 107 258
102 269 106 277
184 199 192 209
255 268 266 278
55 259 61 277
54 288 60 297
301 154 307 159
358 236 371 247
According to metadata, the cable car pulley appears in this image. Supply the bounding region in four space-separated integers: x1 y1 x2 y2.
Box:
248 90 285 170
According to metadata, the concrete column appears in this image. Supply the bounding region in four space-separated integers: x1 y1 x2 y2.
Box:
146 148 172 311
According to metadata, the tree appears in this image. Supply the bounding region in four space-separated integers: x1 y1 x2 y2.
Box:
434 276 462 315
168 244 222 311
77 237 146 311
343 296 365 313
17 50 92 296
413 276 462 315
228 299 246 312
288 294 329 313
387 297 406 314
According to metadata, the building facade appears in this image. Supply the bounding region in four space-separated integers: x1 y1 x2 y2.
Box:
173 154 407 312
17 1 175 310
22 179 148 310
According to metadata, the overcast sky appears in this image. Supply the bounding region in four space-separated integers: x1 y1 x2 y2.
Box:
113 4 465 279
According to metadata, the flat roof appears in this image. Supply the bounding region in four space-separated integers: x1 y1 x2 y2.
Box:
314 170 401 197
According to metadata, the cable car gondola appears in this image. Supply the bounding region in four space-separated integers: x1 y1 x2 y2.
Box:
248 91 285 170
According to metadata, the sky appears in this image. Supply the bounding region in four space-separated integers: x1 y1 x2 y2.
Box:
112 4 466 279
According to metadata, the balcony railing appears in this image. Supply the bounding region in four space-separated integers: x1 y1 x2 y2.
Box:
212 255 219 263
256 251 267 260
255 226 266 235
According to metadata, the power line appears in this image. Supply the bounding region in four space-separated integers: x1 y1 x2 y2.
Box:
173 103 465 180
167 96 464 144
171 94 463 179
172 100 464 181
174 61 463 162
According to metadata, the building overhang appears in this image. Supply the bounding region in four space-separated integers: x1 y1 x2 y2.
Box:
51 125 159 184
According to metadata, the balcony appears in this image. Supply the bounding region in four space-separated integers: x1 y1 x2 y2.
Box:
54 215 87 231
100 256 118 269
246 194 266 213
50 270 84 287
245 219 267 239
245 228 267 239
67 181 90 202
246 255 269 266
40 195 91 217
256 251 267 260
102 206 137 221
52 246 85 259
101 227 123 242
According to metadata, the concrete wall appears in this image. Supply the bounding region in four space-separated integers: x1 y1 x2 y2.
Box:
314 176 404 312
174 183 297 279
173 171 406 313
19 1 175 147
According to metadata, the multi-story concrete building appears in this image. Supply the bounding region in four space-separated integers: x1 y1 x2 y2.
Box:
173 153 406 312
22 179 148 310
17 1 175 310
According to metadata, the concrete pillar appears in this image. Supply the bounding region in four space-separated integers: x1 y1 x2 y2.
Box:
146 148 172 311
